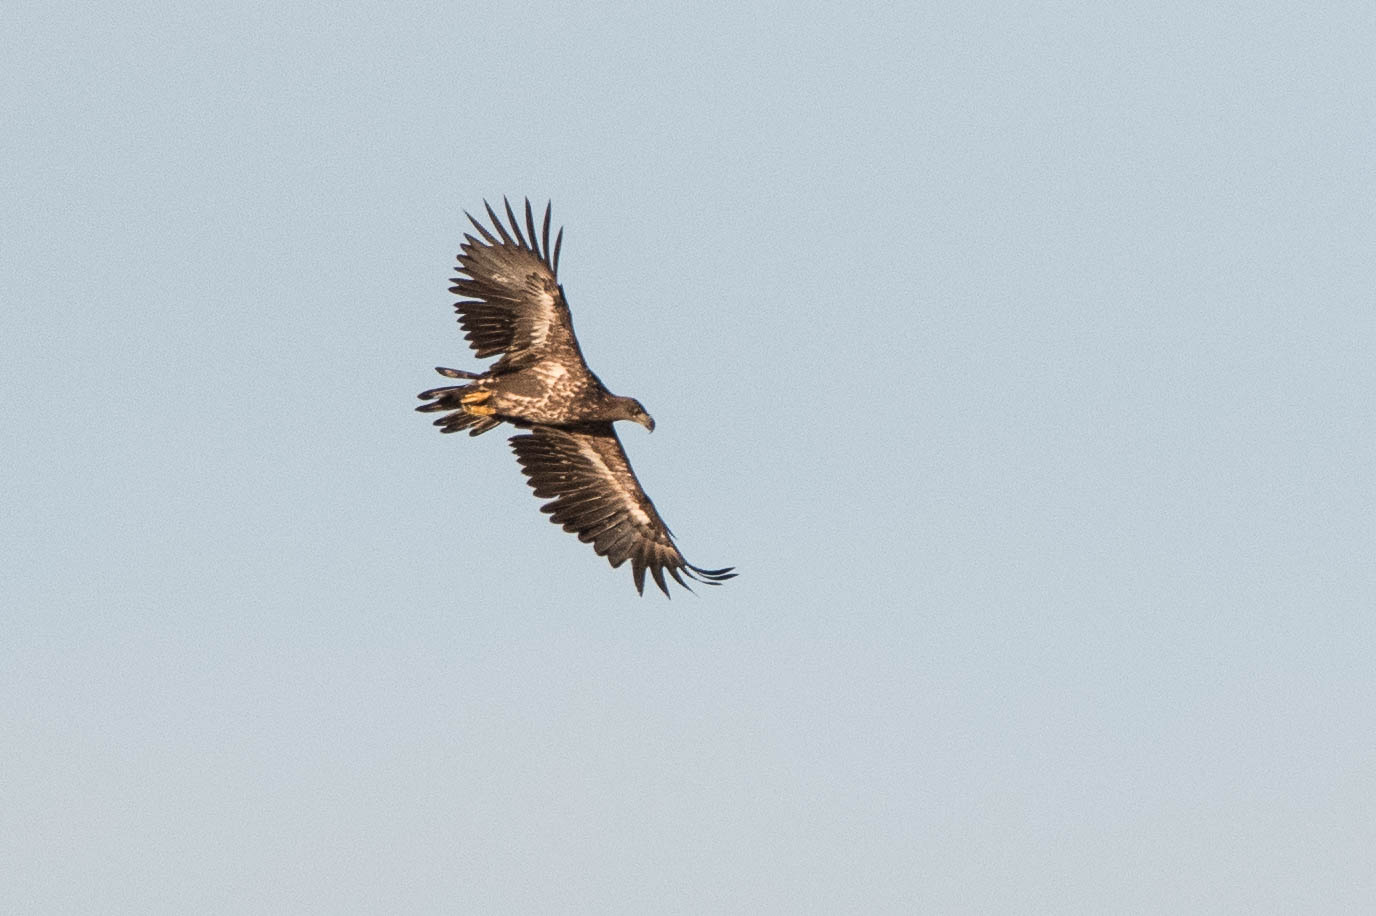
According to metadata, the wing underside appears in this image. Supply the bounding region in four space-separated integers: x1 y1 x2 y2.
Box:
509 425 736 596
451 199 582 371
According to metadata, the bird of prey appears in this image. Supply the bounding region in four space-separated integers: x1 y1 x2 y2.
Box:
417 198 735 596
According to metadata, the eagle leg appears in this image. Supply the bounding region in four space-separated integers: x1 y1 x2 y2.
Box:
461 388 496 416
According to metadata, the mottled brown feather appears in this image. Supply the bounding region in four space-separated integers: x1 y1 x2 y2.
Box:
450 200 587 372
509 425 735 596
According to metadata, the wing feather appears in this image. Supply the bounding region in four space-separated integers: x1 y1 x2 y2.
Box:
449 200 587 372
485 200 513 244
465 215 498 245
509 425 735 596
504 197 526 247
540 204 552 265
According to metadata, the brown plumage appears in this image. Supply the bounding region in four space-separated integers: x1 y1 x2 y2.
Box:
417 198 735 596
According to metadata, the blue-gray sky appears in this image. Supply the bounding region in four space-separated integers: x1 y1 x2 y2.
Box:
4 2 1374 912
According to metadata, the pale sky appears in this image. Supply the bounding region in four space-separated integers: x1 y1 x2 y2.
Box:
4 2 1374 913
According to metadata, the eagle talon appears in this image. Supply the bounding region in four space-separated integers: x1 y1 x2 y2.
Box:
460 389 492 405
463 403 497 417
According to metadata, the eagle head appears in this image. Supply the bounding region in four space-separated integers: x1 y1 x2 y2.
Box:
626 398 655 432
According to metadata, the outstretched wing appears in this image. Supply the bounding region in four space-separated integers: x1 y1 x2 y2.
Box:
452 198 586 372
510 425 736 597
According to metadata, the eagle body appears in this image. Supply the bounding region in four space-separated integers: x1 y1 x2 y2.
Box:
426 359 645 431
417 199 734 596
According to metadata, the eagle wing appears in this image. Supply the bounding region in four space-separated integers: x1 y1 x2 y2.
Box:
510 425 736 596
451 198 585 372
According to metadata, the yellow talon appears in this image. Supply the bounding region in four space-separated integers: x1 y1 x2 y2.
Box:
463 403 497 417
460 389 492 404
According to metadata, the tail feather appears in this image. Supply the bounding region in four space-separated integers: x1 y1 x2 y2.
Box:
417 380 502 436
435 366 481 379
417 385 464 408
434 411 501 436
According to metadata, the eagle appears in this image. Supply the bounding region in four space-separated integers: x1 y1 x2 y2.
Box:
417 198 736 596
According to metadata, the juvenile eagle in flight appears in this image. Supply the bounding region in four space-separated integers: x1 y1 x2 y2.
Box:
417 198 735 596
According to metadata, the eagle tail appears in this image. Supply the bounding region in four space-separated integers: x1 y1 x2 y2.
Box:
416 383 502 436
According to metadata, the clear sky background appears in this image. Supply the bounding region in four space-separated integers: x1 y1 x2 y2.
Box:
3 2 1374 913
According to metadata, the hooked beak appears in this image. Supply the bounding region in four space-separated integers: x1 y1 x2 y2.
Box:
636 413 656 433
